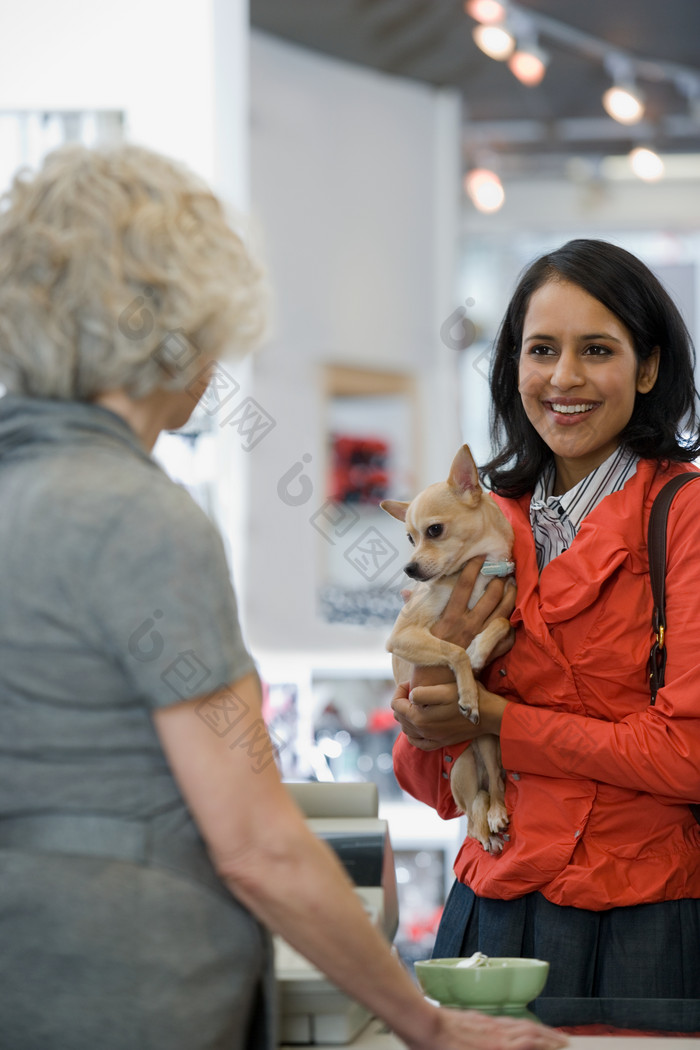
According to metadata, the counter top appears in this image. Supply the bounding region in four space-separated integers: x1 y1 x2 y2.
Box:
280 1017 700 1049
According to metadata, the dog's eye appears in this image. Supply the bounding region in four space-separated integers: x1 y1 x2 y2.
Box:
427 524 444 538
407 534 415 546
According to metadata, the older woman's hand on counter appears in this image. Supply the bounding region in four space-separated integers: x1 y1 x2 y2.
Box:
406 1008 568 1050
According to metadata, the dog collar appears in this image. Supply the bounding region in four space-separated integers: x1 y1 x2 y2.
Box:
480 559 515 577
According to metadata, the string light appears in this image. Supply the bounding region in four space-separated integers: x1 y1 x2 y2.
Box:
464 168 505 212
601 57 645 124
602 83 645 124
472 23 516 61
465 3 700 124
629 146 664 181
508 41 549 86
464 0 506 24
462 2 700 204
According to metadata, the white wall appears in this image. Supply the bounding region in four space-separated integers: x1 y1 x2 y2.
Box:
0 0 233 191
0 0 254 598
246 31 463 661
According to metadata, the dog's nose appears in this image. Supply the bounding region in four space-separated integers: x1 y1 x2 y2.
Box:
404 562 421 579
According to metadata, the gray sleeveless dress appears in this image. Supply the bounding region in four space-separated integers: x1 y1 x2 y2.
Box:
0 396 275 1049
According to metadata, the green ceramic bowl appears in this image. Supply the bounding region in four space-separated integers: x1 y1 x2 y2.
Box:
414 957 549 1014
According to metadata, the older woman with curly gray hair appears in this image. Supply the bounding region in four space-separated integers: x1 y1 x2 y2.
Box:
0 143 262 399
0 144 566 1050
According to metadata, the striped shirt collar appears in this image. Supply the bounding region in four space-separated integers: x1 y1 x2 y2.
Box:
530 446 639 569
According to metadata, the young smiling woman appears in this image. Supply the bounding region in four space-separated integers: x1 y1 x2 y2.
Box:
518 279 659 494
392 239 700 1033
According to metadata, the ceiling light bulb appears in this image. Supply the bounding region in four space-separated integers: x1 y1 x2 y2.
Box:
602 84 645 125
465 168 505 213
472 23 516 61
464 0 506 24
629 146 664 181
508 45 548 86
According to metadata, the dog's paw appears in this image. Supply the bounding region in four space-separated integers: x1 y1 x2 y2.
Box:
466 820 491 852
458 701 480 725
478 833 505 854
487 801 509 834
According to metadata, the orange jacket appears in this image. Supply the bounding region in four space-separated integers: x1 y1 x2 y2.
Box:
392 458 700 910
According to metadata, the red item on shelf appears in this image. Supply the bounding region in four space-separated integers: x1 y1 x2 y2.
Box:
330 434 390 504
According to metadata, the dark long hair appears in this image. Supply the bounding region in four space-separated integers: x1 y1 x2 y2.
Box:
482 239 700 498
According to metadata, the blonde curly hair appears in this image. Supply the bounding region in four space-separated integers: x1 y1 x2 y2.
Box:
0 143 266 399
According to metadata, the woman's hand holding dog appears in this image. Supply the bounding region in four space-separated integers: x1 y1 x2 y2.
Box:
392 680 508 750
391 557 515 750
430 556 515 651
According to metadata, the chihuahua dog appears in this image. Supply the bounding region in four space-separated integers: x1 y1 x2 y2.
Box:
381 445 515 853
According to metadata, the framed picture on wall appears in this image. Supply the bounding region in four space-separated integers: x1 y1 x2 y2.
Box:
316 366 417 627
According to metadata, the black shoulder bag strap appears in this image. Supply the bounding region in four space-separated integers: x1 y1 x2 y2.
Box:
647 471 700 824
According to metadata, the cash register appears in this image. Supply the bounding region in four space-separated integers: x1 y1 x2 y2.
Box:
275 782 399 1045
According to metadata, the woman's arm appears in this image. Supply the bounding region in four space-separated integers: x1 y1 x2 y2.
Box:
397 671 700 804
153 672 566 1050
497 695 700 802
399 661 700 805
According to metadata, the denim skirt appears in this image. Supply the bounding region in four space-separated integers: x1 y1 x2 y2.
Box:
433 880 700 1031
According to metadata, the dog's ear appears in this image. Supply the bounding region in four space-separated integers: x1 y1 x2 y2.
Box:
380 499 410 522
447 444 481 500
